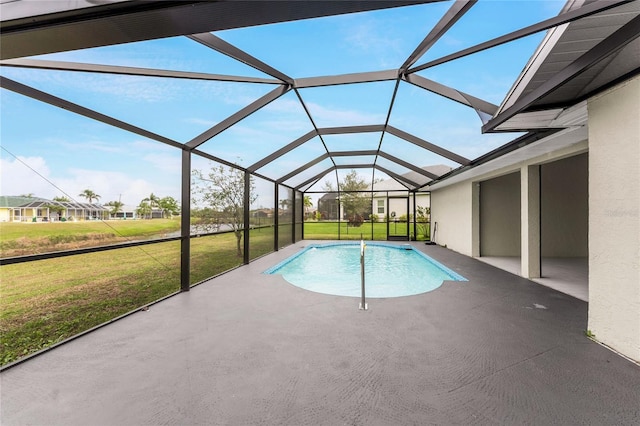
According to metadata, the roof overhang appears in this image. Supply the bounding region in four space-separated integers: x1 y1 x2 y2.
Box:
484 0 640 133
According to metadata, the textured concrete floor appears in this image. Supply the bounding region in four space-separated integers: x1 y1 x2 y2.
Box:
1 242 639 425
477 256 589 301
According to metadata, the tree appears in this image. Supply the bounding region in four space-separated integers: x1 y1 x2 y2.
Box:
136 201 152 219
416 206 431 240
158 196 180 218
192 164 256 257
339 170 370 226
105 200 124 217
303 195 313 218
53 196 71 202
45 202 65 219
303 195 312 209
322 180 335 192
19 193 35 198
79 189 100 204
142 193 160 217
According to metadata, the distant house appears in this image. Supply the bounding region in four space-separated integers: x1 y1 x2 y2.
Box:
110 204 137 220
117 204 165 220
371 165 452 220
0 196 109 222
317 193 341 220
252 208 272 218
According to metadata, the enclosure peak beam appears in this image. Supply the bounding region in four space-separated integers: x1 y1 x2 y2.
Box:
402 73 498 119
335 164 374 170
400 0 476 73
377 151 439 180
318 125 385 135
186 84 290 150
386 125 471 165
330 150 378 157
276 153 330 184
294 166 335 191
294 70 398 88
188 33 293 85
248 130 317 172
374 165 417 189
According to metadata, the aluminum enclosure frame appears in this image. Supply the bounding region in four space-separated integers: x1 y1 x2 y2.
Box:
1 0 637 295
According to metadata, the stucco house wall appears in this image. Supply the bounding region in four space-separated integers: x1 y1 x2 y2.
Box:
430 181 476 256
588 75 640 361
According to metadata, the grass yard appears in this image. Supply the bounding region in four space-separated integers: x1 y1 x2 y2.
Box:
0 219 181 257
0 228 277 366
302 221 430 240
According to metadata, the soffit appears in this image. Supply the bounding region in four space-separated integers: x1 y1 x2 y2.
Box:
491 0 640 132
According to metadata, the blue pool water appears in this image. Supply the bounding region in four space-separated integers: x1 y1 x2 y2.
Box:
264 242 466 298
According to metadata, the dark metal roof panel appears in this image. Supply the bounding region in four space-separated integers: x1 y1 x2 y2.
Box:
0 1 437 60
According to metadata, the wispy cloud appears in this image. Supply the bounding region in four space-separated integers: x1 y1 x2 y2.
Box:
0 156 53 197
58 140 126 154
305 101 386 127
342 17 404 57
183 117 217 127
0 155 179 205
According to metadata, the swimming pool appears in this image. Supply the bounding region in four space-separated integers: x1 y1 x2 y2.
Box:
264 242 466 298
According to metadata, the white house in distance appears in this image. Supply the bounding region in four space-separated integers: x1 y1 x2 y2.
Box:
0 196 109 222
0 197 165 221
372 165 452 220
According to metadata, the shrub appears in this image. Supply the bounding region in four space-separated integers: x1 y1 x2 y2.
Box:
347 214 364 227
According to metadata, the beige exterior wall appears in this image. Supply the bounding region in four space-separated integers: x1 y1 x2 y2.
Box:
0 208 11 222
430 181 475 256
480 172 521 256
541 153 588 257
588 76 640 362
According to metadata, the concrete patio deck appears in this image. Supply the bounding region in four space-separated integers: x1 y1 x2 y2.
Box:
1 242 639 425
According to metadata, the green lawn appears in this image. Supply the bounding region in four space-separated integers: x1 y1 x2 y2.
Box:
303 221 430 240
0 219 181 257
0 227 276 366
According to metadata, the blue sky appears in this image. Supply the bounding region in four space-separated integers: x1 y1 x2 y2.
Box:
0 0 565 209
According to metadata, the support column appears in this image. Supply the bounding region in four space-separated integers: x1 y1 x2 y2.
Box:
180 149 191 292
471 182 480 257
291 190 296 244
273 184 279 252
588 76 640 362
243 170 250 265
521 165 540 278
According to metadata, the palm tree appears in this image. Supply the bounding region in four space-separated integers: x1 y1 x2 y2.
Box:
136 201 152 219
79 189 100 204
158 196 179 218
105 200 124 217
303 195 313 219
142 193 160 218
